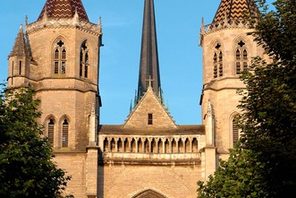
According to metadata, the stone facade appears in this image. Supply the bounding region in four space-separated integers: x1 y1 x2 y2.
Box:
6 0 268 197
200 25 267 163
7 1 102 197
98 87 205 198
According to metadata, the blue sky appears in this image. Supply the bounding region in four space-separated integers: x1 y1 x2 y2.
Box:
0 0 222 124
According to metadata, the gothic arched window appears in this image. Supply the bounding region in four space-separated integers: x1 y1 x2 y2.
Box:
62 119 69 147
53 40 67 74
80 41 89 78
213 43 223 78
47 119 55 145
192 138 198 153
232 115 240 146
235 40 248 74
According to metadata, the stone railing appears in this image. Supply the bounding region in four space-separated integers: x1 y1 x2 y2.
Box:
99 134 202 157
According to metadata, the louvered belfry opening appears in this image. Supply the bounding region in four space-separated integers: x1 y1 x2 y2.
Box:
48 119 54 145
62 119 69 147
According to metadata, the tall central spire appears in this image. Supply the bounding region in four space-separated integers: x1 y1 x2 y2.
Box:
137 0 161 102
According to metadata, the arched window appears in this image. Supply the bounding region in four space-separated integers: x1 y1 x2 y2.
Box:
165 139 170 154
144 139 149 153
213 53 218 78
192 138 198 153
53 40 67 74
138 139 143 153
158 139 163 153
185 138 190 153
118 139 123 152
178 139 183 153
151 139 157 153
124 139 129 152
47 119 54 145
232 115 240 145
103 138 109 152
131 139 136 153
62 119 69 147
235 40 248 74
80 41 89 78
110 138 116 152
213 43 223 78
172 139 177 153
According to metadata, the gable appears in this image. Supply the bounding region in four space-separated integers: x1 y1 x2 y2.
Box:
124 87 176 130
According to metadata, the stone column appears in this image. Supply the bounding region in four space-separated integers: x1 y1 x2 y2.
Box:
205 101 217 181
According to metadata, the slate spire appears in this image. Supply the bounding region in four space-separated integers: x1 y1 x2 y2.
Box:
38 0 89 22
137 0 161 102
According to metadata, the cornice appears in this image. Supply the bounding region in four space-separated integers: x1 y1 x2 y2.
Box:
26 19 102 36
100 158 201 166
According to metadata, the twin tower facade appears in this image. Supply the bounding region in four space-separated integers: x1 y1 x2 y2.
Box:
7 0 266 197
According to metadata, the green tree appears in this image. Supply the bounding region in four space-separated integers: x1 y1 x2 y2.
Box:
0 87 70 197
198 145 269 198
198 0 296 197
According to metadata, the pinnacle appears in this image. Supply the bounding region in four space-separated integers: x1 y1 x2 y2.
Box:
9 25 28 58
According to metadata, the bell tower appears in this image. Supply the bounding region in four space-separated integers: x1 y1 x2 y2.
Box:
200 0 265 178
7 0 102 197
16 0 103 150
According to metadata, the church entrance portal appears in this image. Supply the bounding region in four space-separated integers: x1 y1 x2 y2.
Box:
132 189 167 198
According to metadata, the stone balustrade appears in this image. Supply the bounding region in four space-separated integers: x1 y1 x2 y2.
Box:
99 135 201 155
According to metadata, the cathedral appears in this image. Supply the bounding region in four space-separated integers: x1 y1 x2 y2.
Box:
6 0 267 197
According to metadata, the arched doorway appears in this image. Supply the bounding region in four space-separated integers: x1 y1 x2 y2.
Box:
132 189 167 198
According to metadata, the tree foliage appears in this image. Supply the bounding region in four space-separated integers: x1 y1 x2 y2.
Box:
0 87 70 197
198 0 296 197
198 145 269 198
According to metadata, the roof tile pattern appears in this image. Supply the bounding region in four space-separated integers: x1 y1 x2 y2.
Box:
38 0 89 21
212 0 258 25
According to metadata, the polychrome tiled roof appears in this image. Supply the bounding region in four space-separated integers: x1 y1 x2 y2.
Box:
212 0 258 25
38 0 89 21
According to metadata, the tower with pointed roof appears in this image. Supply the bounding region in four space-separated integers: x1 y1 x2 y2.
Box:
7 0 102 197
200 0 266 178
8 25 31 87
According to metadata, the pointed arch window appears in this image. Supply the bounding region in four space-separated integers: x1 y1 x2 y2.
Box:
232 115 240 146
53 40 67 75
80 41 89 78
235 40 248 74
62 119 69 147
47 119 55 145
213 43 223 78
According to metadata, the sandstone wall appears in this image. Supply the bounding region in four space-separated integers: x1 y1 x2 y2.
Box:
98 164 201 198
